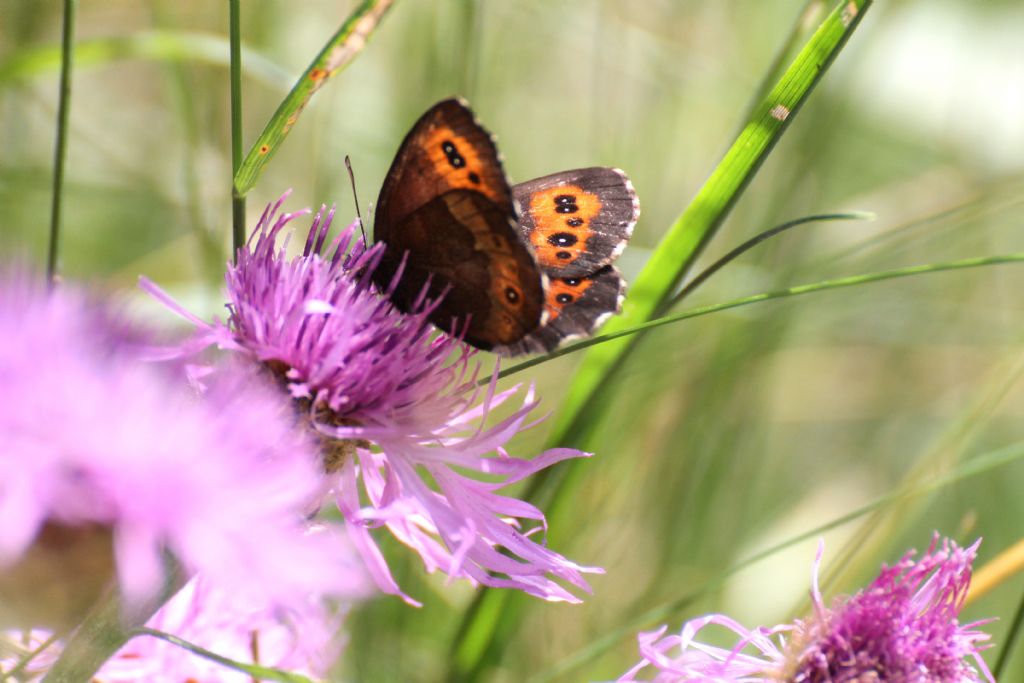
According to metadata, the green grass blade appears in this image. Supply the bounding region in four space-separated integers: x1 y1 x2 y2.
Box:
232 0 395 196
46 0 77 284
4 633 61 680
667 211 875 307
994 590 1024 679
0 31 292 90
131 628 317 683
476 209 876 389
737 0 830 125
229 0 245 255
549 0 872 445
497 251 1024 380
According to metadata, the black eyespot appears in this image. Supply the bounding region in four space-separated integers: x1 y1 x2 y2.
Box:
505 286 520 303
440 140 466 168
566 217 584 227
556 251 572 260
556 293 574 304
468 171 481 184
554 194 579 214
547 232 578 248
562 277 581 286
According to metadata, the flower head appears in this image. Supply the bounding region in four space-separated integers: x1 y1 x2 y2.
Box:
1 574 345 682
0 267 365 627
142 195 600 604
619 536 993 682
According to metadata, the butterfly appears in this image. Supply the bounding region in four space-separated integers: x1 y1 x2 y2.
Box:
371 98 638 356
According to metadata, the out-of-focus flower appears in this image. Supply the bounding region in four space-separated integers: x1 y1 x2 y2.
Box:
618 536 993 682
142 195 600 604
0 267 366 629
0 574 345 682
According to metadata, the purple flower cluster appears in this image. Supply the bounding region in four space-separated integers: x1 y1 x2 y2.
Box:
143 195 599 604
619 537 993 682
0 266 366 628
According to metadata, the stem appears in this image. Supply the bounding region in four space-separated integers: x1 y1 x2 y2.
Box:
668 211 872 307
494 251 1024 381
46 0 78 285
993 585 1024 679
4 632 62 680
229 0 245 257
39 564 184 683
232 0 395 196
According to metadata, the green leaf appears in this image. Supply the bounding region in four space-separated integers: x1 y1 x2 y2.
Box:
232 0 395 196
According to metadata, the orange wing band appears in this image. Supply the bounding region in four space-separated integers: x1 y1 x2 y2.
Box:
526 185 602 269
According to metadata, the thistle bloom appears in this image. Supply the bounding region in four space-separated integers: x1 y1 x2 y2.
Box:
1 574 344 682
142 195 600 604
0 267 365 628
619 536 993 682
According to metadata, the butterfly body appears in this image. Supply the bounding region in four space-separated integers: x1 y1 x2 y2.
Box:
372 99 637 356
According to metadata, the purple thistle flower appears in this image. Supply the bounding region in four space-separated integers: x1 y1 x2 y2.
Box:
141 194 600 604
0 267 366 627
1 574 345 682
619 536 993 682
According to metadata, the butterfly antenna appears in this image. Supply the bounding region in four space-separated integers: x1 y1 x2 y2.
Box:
669 211 874 307
345 155 368 247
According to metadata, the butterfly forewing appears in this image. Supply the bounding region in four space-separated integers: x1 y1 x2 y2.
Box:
372 100 546 350
375 99 514 240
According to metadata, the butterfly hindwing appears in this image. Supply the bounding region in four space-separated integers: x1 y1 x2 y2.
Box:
513 167 639 279
372 99 546 350
493 265 625 356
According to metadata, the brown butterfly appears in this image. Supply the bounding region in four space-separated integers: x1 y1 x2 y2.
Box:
372 99 638 356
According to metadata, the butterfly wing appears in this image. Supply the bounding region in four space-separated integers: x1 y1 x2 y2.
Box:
513 167 639 279
494 168 638 355
372 99 546 350
493 265 626 356
375 99 514 236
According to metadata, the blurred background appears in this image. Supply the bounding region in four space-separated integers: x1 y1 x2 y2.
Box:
3 0 1024 681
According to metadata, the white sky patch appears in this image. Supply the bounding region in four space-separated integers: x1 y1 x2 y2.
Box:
842 1 1024 172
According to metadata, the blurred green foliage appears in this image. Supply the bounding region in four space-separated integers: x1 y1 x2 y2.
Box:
3 1 1024 681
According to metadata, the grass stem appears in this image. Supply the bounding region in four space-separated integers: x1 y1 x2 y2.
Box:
46 0 78 285
229 0 245 257
993 585 1024 679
